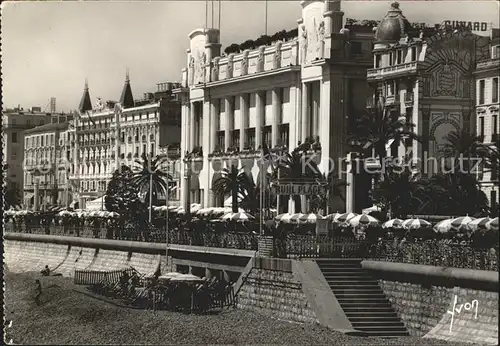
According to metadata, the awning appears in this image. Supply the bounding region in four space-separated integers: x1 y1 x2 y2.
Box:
24 192 34 200
86 196 106 211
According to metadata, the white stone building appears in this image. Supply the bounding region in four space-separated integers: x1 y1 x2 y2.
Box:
176 0 374 212
474 39 499 212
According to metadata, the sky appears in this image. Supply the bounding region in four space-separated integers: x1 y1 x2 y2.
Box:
2 0 499 112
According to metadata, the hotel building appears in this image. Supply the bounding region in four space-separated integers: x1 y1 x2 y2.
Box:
474 39 499 212
361 2 497 212
3 107 72 207
21 75 183 210
176 0 374 211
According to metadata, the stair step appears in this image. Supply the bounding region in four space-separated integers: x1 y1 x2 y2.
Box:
337 298 390 304
320 269 369 274
345 311 399 318
351 321 405 327
360 331 410 337
335 293 387 299
355 325 407 331
349 316 403 322
341 302 393 308
328 280 379 285
343 307 395 313
325 276 375 280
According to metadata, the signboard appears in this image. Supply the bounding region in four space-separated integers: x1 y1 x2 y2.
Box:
443 21 489 32
272 183 327 196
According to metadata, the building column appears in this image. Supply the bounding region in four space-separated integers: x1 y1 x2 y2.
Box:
203 100 211 208
239 94 248 150
255 91 265 150
224 97 233 150
346 152 355 213
301 82 309 142
189 102 196 151
271 88 281 147
210 99 219 153
319 77 331 174
294 84 302 150
312 82 320 138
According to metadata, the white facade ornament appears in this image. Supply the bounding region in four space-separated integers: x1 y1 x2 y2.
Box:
317 21 325 59
300 24 308 64
188 56 195 85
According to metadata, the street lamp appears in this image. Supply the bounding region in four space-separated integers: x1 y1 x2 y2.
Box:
183 152 192 221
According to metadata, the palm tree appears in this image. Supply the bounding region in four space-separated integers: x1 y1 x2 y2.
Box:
273 148 322 212
131 154 172 220
212 165 253 213
440 129 491 174
310 172 347 214
4 180 21 210
348 96 421 167
372 167 432 219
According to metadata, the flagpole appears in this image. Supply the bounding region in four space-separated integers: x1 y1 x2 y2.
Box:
265 0 268 35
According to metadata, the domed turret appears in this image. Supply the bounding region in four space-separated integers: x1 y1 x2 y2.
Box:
374 2 412 43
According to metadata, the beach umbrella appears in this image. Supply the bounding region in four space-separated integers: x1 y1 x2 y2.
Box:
108 211 120 218
467 217 491 232
167 205 178 211
349 214 380 228
434 219 454 233
335 212 358 223
450 216 476 230
175 207 185 214
275 213 293 223
190 204 202 213
221 212 255 222
382 218 404 229
403 218 432 229
486 217 499 231
325 213 342 221
299 213 324 224
289 213 306 223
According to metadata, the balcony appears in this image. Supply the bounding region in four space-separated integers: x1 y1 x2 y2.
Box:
385 95 398 106
367 62 418 80
404 92 414 107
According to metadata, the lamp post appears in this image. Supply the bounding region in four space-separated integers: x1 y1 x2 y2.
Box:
183 153 192 221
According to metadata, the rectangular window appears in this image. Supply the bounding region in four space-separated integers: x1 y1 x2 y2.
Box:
263 126 272 148
479 80 485 104
493 78 499 103
493 114 498 136
150 144 155 157
388 53 393 66
375 55 381 68
143 144 147 155
397 50 403 64
479 117 485 140
411 47 417 61
12 132 18 143
41 136 44 146
216 131 225 151
245 128 256 149
232 130 240 149
350 42 362 56
279 124 290 147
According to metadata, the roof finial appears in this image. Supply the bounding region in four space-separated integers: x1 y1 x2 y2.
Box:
126 68 130 82
391 1 400 9
84 78 89 90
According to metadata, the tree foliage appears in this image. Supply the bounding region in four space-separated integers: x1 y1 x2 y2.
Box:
212 165 253 213
131 154 172 207
104 165 145 219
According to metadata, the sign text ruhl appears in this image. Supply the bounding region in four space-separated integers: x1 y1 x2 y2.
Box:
273 183 327 196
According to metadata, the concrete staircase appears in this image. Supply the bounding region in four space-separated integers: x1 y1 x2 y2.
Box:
316 259 409 337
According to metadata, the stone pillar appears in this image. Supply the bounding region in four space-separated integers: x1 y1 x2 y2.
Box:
239 94 248 150
271 88 281 147
255 91 265 150
319 77 331 174
346 152 355 213
204 267 212 279
210 99 219 152
34 181 40 211
203 100 211 208
224 97 233 150
189 102 196 151
312 83 320 138
301 82 309 142
294 84 302 149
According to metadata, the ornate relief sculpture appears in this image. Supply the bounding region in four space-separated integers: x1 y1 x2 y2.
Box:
273 43 282 69
199 52 207 83
317 21 325 59
188 56 195 85
211 58 220 81
227 55 234 78
300 24 308 64
257 47 265 72
241 53 248 75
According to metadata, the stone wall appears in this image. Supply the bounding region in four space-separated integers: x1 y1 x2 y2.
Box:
379 281 450 336
236 258 318 324
363 260 499 344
